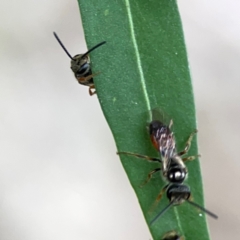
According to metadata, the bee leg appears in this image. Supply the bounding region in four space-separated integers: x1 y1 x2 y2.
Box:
76 72 100 84
156 184 168 202
77 75 93 83
89 85 96 96
182 154 201 162
140 168 161 188
117 151 161 162
178 129 198 156
168 119 173 129
149 184 169 213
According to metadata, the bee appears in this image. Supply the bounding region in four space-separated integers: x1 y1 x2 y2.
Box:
162 230 184 240
117 111 218 224
53 32 106 95
118 118 199 186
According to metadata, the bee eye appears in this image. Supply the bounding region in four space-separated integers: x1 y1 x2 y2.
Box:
76 62 90 75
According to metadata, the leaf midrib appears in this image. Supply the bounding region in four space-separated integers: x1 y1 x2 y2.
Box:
125 0 184 232
125 0 151 112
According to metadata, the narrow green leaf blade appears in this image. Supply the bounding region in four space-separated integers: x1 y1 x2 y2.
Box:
77 0 212 239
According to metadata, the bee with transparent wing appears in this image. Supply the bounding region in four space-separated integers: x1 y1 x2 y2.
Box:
118 109 218 224
118 109 199 186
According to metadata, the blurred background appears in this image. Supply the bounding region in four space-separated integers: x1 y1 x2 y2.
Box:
0 0 239 239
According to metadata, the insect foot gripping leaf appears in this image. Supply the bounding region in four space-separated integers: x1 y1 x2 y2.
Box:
77 0 217 239
53 32 106 95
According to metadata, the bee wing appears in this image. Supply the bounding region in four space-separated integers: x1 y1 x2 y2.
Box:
148 108 173 129
146 108 177 174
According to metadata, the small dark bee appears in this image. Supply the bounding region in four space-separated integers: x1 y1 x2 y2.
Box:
53 32 106 95
162 230 184 240
118 120 199 186
118 112 218 224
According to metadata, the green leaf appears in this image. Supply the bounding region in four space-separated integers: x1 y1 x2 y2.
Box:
77 0 212 239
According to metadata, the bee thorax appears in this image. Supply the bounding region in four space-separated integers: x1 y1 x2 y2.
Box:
167 166 186 183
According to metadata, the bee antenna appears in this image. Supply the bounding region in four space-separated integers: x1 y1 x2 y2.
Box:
186 199 218 219
81 41 106 59
150 201 175 225
53 32 74 61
